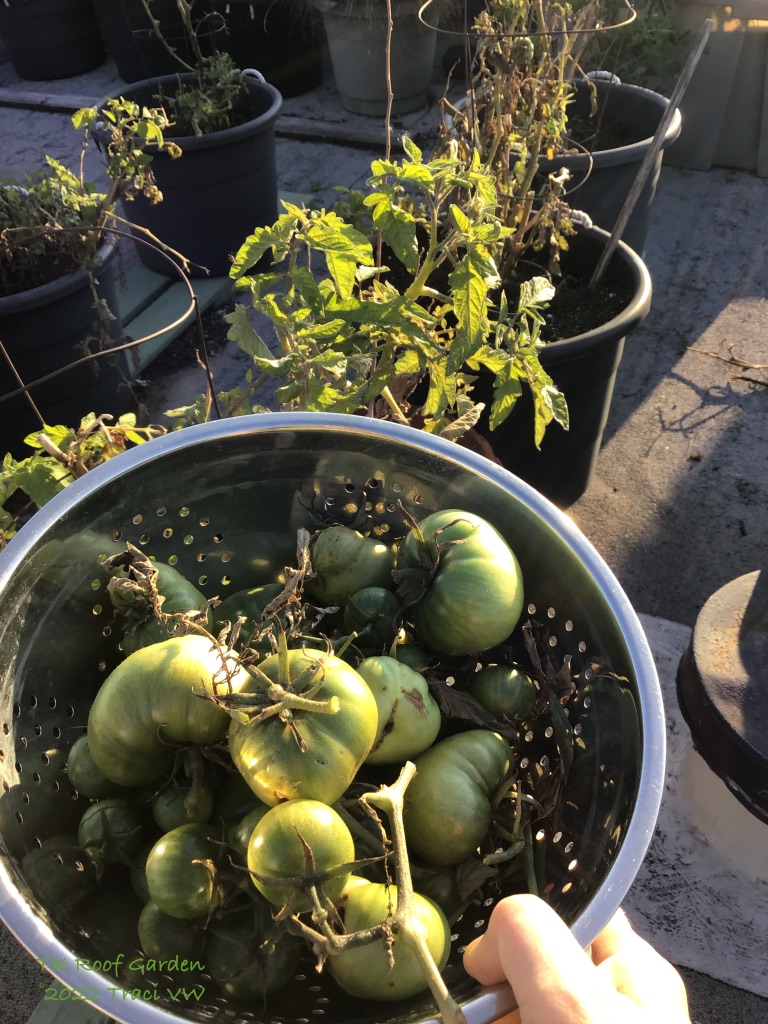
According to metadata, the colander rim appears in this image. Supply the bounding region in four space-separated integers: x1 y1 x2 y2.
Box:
0 412 666 1024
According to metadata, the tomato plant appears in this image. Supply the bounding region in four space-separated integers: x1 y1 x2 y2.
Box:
395 509 524 655
227 646 378 805
87 634 250 787
328 879 451 1001
355 655 442 765
403 729 512 864
247 798 355 912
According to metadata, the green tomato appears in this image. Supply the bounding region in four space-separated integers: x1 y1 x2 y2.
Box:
305 525 396 607
138 901 207 960
22 835 97 914
403 730 512 865
152 780 215 832
66 734 126 800
207 904 301 999
393 642 434 673
356 656 441 766
130 839 158 904
343 587 402 650
468 665 538 721
145 823 220 920
87 635 250 788
329 879 451 1001
114 561 209 656
77 798 145 866
229 805 270 864
396 509 524 655
228 648 378 805
247 799 354 912
212 582 284 645
512 35 535 64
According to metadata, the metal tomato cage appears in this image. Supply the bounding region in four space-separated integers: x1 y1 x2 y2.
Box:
0 414 665 1024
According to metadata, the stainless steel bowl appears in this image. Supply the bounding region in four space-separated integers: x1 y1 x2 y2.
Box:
0 413 665 1024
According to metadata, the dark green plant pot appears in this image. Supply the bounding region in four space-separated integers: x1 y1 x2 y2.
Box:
468 226 652 509
103 72 283 278
92 0 217 83
0 239 131 459
212 0 323 98
316 0 438 116
0 0 104 81
538 79 681 257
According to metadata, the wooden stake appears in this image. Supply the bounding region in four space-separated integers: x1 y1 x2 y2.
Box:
589 18 714 289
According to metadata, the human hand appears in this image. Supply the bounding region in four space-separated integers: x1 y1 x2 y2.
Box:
463 894 690 1024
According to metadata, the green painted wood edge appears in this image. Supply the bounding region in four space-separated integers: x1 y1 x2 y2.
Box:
119 277 232 380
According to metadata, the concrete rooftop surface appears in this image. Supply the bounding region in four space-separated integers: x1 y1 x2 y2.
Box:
1 29 768 1024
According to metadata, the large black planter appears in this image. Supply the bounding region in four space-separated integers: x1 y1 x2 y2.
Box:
539 79 682 256
104 72 282 278
92 0 216 83
0 240 131 458
471 226 652 508
0 0 104 81
212 0 323 98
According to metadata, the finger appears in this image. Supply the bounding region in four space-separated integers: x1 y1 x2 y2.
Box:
593 926 690 1019
464 895 613 1024
590 907 635 964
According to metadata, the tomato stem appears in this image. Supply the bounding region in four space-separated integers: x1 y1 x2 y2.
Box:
362 764 468 1024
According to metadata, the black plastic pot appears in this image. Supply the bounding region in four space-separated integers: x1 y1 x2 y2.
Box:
92 0 217 83
104 71 282 278
212 0 323 98
0 0 104 81
0 239 131 458
539 79 682 256
470 226 652 509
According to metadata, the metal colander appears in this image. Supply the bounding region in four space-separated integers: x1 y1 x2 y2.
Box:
0 413 665 1024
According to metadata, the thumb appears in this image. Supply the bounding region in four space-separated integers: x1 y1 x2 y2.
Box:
463 895 615 1024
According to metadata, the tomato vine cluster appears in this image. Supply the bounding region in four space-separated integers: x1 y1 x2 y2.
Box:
51 507 569 1017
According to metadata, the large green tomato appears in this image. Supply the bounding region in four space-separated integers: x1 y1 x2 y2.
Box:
396 509 524 655
228 648 378 805
355 656 441 765
305 525 396 607
145 823 220 920
403 730 512 864
329 878 451 1001
247 799 354 912
87 635 250 787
